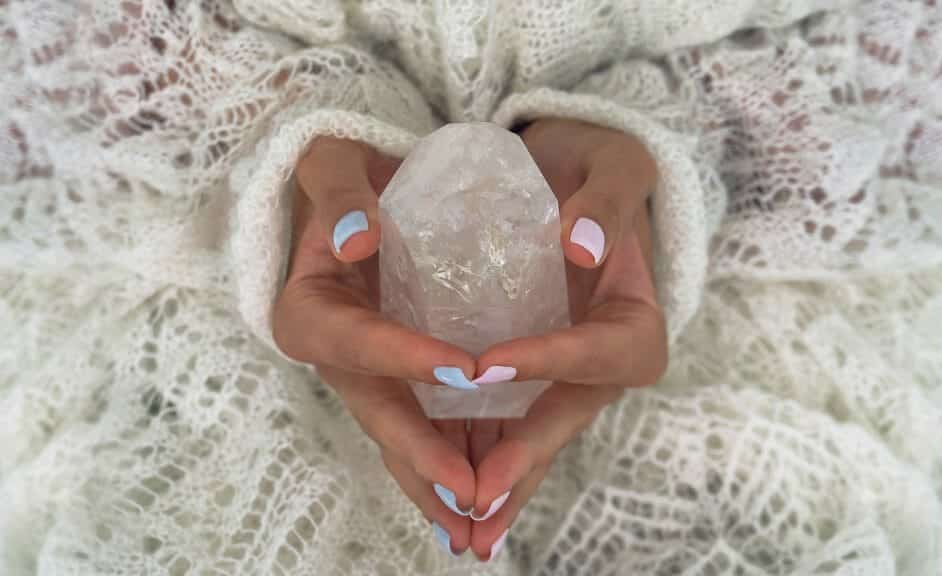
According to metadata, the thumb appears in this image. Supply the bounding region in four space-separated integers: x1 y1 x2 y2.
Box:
296 137 382 263
560 140 656 269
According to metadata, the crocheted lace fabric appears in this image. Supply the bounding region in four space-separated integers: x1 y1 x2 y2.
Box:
1 0 940 574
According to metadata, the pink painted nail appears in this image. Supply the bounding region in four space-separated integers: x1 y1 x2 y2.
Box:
570 217 605 264
488 528 509 561
471 491 511 522
472 366 517 385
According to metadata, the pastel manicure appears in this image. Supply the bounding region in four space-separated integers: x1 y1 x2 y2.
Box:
432 522 461 558
332 210 369 253
471 490 511 522
433 366 479 390
570 217 605 264
488 529 509 562
472 366 517 385
433 483 471 516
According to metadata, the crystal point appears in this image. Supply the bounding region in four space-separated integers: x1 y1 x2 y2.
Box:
379 123 570 418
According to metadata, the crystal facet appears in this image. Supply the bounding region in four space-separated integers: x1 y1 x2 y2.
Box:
379 123 570 418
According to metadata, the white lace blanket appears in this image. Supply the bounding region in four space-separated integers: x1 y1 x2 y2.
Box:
1 1 940 574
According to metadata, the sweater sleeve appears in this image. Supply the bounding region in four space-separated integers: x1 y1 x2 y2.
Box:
222 4 452 348
0 0 441 350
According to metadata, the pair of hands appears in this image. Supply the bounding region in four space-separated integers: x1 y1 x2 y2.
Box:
273 119 667 561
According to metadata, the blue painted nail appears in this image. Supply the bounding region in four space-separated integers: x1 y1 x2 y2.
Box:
433 367 478 390
432 522 460 557
434 483 471 516
332 210 369 253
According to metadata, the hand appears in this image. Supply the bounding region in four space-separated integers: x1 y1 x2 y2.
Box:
272 137 480 553
465 119 668 560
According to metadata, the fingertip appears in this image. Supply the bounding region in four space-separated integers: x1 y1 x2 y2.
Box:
432 366 479 390
350 320 477 390
563 240 601 269
470 490 510 522
471 525 509 562
426 347 478 390
433 483 471 516
333 226 380 262
433 517 472 556
431 522 458 557
474 348 517 384
472 365 517 386
477 335 555 385
332 211 380 261
567 217 605 266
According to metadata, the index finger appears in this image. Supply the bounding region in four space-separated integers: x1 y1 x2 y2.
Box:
475 299 666 387
273 279 478 388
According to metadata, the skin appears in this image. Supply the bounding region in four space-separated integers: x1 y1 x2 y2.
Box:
272 118 667 560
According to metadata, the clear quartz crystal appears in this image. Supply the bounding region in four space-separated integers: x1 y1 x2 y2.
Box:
379 123 570 419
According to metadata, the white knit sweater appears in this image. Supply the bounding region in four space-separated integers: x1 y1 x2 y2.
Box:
1 1 940 574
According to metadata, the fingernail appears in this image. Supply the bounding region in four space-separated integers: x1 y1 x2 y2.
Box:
472 366 517 385
488 528 509 562
471 490 511 522
570 217 605 264
432 522 461 557
433 366 478 390
332 210 369 253
433 483 471 516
